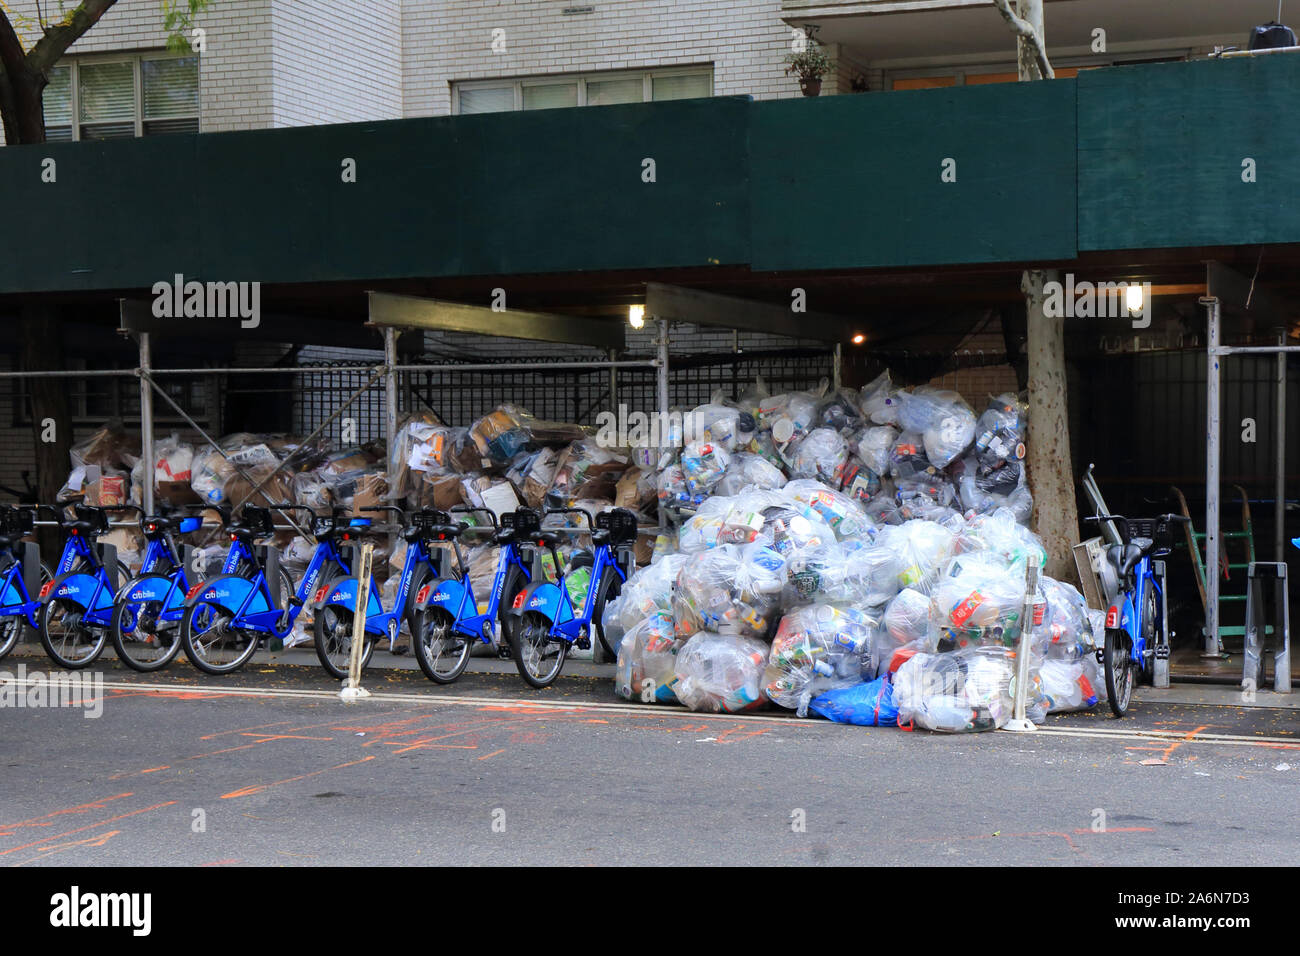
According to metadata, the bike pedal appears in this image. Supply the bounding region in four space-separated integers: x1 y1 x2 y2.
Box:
288 596 304 609
576 637 591 651
1155 646 1170 660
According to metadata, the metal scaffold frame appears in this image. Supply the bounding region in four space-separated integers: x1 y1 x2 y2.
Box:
1202 262 1298 656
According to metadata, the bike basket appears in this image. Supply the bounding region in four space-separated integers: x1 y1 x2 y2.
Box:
178 516 202 535
502 508 541 537
241 506 274 536
595 508 638 545
311 515 336 537
412 509 451 534
3 508 33 535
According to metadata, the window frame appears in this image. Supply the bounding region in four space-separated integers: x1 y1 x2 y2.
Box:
46 50 200 142
452 65 713 115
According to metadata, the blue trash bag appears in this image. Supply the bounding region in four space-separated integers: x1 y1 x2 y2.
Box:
809 676 898 727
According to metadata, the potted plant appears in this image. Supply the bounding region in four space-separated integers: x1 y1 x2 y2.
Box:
785 35 834 97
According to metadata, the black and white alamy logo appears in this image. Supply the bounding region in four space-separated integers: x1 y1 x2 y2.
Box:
49 886 151 937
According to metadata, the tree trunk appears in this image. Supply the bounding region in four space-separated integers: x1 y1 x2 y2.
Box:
1014 0 1046 81
20 306 72 552
1023 269 1079 582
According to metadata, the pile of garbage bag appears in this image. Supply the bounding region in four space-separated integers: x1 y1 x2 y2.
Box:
610 371 1103 731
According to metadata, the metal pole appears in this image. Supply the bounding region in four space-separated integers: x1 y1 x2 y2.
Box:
1204 296 1222 657
340 542 375 701
1276 330 1287 563
832 343 842 392
383 327 400 566
656 319 669 423
1003 553 1043 733
138 332 155 516
608 347 619 412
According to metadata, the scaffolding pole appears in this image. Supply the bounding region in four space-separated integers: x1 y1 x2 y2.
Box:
1277 331 1288 564
138 332 154 516
1204 296 1222 656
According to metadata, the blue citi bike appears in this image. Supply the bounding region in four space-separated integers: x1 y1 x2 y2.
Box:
0 505 53 662
505 507 637 689
37 504 134 670
109 506 220 672
179 504 357 675
311 504 452 680
406 505 540 684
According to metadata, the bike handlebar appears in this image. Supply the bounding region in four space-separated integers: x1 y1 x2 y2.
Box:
450 505 498 529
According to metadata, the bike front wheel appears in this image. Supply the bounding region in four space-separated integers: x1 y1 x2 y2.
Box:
111 594 184 672
510 610 567 689
1 562 53 661
39 597 109 669
1103 628 1135 717
412 606 472 684
180 601 261 675
313 602 376 680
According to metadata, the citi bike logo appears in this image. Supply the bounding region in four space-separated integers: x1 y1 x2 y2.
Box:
50 886 151 936
594 405 701 450
1043 274 1152 329
0 663 103 718
151 273 261 329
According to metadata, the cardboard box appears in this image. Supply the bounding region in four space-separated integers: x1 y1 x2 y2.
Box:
350 472 390 517
419 472 464 511
156 479 201 506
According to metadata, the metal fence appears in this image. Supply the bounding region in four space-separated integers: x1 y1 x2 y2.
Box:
280 349 836 441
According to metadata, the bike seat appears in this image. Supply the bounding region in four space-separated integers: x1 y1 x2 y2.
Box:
535 532 561 550
569 548 593 569
1107 540 1151 577
493 528 517 546
428 524 463 540
591 530 611 547
68 520 99 537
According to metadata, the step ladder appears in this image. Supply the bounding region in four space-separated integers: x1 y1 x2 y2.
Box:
1243 562 1291 694
1170 484 1262 654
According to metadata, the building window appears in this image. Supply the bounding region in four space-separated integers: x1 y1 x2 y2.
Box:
44 53 199 141
452 66 713 114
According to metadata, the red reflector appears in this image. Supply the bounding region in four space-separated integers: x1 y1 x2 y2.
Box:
1106 606 1119 628
313 585 329 603
186 582 205 600
512 591 526 609
417 584 431 603
70 529 78 536
230 534 237 541
39 581 54 599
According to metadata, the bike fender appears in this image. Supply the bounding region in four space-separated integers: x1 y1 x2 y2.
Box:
119 574 178 606
510 581 563 622
0 573 24 608
1120 593 1139 642
41 571 104 610
413 580 470 616
186 574 268 615
322 577 384 619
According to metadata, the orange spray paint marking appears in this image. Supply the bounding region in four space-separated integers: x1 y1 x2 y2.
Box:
221 755 377 799
0 802 177 857
0 793 135 838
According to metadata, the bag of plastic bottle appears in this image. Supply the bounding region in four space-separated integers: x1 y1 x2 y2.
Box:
896 387 977 470
782 479 875 541
843 536 905 606
673 631 770 713
893 519 956 594
883 587 934 647
756 502 835 563
809 675 899 726
714 452 787 496
894 646 1014 732
686 402 742 452
757 390 820 446
860 371 901 426
673 544 784 640
657 463 707 512
856 425 898 478
615 611 682 704
611 553 686 636
1037 658 1102 713
784 540 852 605
680 440 731 495
785 427 849 485
973 393 1028 468
1039 576 1098 660
934 552 1027 632
763 603 876 716
816 388 864 432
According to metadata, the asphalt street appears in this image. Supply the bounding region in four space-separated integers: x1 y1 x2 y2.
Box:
2 647 1298 867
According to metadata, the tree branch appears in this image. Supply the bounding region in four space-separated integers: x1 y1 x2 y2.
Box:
992 0 1055 79
26 0 117 73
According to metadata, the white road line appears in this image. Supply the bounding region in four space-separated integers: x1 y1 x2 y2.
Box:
4 675 1298 748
